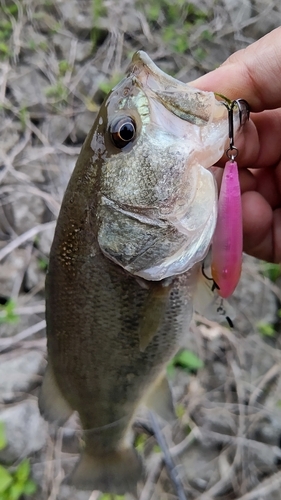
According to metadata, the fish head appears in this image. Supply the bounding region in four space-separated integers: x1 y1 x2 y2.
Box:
92 51 240 281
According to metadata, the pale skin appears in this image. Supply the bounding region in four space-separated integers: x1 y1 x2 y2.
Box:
191 27 281 264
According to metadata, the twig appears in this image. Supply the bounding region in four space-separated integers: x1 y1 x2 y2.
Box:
0 319 46 352
15 304 46 315
149 411 187 500
169 427 199 458
47 428 64 500
0 221 56 261
248 363 281 407
0 185 60 214
88 492 101 500
139 456 163 500
236 470 281 500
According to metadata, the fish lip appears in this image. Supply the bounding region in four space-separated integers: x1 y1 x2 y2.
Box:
128 51 218 126
129 51 178 89
129 50 190 94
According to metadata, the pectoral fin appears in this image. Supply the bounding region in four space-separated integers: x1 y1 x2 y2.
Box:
38 364 73 426
145 374 175 423
138 284 171 352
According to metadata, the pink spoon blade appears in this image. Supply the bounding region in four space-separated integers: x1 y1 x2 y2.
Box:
211 160 243 298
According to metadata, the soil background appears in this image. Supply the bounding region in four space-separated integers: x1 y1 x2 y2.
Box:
1 1 281 499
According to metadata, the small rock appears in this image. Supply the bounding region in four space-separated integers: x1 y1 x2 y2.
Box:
0 120 22 157
9 66 49 117
0 249 27 298
0 351 45 403
230 256 277 333
54 32 93 63
76 64 103 100
223 0 252 26
45 152 77 198
58 0 93 36
41 115 74 145
37 224 56 256
25 254 46 292
75 40 93 63
33 11 60 34
74 110 96 142
21 24 49 52
180 441 220 488
245 1 281 39
57 485 91 500
12 146 48 184
53 31 74 61
10 193 46 233
0 400 47 464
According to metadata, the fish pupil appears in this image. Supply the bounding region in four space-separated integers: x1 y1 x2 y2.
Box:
110 116 136 149
119 122 135 141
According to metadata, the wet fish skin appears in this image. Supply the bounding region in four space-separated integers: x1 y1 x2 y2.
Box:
39 51 236 495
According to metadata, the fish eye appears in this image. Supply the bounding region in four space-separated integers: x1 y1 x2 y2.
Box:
109 116 136 149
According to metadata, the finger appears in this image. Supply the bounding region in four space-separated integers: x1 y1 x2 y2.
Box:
190 27 281 112
239 169 258 194
273 209 281 262
212 167 257 193
216 109 281 170
242 191 273 261
254 166 281 210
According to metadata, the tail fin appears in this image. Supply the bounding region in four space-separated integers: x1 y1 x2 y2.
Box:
69 447 144 495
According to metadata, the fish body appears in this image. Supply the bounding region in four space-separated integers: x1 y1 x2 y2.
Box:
39 52 238 495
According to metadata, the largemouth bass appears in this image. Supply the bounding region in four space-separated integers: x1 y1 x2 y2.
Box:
39 51 239 495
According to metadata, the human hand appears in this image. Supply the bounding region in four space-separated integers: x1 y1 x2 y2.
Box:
191 27 281 263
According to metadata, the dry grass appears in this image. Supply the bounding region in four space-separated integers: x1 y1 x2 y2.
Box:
1 0 281 499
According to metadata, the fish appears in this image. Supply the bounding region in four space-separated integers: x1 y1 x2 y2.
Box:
39 51 240 495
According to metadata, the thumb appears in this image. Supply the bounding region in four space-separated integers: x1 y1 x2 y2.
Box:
190 27 281 112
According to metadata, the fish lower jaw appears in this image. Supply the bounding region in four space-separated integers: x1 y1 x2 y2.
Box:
129 239 211 281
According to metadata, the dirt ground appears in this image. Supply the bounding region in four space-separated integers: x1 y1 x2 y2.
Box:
1 0 281 499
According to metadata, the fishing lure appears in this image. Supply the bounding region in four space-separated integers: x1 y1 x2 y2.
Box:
211 99 250 299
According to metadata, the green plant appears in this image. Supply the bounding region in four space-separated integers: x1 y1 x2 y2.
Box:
257 322 276 337
167 349 204 377
0 459 37 500
1 3 18 17
260 262 281 282
0 423 37 500
0 42 9 57
194 47 207 61
134 432 147 453
175 403 186 419
99 494 125 500
0 300 19 325
58 60 71 76
91 0 108 49
37 256 49 272
0 2 19 59
138 0 210 54
98 74 123 96
0 422 6 450
45 81 68 102
18 107 29 132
